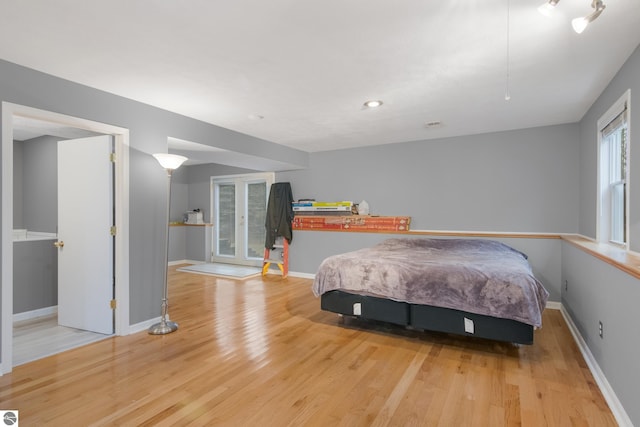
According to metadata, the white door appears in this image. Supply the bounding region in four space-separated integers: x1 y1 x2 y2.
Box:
57 135 114 334
211 173 273 267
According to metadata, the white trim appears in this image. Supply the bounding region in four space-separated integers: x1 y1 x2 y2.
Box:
168 259 201 266
128 317 163 334
1 107 14 374
560 305 633 427
170 264 313 278
596 89 631 248
210 172 275 267
1 103 131 374
13 306 58 323
286 271 316 280
408 229 558 237
113 131 131 338
566 232 596 242
598 90 630 131
545 301 561 310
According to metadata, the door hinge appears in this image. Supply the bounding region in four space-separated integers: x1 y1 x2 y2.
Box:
110 226 117 236
110 299 117 309
109 152 116 162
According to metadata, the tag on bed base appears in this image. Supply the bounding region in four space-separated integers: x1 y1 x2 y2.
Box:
464 317 475 334
353 302 362 316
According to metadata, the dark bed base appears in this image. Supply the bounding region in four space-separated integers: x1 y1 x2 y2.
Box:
320 290 534 345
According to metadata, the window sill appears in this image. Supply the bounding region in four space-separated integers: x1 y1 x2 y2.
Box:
562 234 640 280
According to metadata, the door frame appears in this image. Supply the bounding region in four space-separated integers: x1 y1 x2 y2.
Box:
1 103 130 374
210 172 274 267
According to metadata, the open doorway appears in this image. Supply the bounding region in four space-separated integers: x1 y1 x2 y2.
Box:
1 103 130 373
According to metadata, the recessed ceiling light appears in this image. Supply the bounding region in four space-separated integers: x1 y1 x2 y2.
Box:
363 100 383 108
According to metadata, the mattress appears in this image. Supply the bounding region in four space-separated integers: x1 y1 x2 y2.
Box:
312 238 549 327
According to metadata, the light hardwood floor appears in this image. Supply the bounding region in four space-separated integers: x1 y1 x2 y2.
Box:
0 266 617 426
13 314 112 367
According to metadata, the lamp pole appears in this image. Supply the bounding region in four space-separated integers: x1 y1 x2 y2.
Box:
148 153 187 335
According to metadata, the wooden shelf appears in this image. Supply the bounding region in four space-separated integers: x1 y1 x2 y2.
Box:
293 215 410 232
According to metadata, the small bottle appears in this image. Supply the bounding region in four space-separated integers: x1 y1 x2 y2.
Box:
359 200 369 215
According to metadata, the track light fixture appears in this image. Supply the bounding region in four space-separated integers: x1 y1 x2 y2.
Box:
572 0 606 33
538 0 606 34
537 0 560 17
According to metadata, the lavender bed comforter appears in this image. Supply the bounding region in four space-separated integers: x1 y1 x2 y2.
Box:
312 238 549 327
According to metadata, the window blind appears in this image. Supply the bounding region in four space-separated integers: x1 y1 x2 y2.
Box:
601 102 628 138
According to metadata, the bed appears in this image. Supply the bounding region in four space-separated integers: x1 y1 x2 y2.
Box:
312 238 549 344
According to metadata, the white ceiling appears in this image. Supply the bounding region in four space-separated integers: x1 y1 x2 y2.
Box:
2 0 640 155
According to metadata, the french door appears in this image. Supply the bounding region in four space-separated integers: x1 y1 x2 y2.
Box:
211 173 274 267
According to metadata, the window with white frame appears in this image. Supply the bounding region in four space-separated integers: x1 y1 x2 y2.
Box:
598 90 630 247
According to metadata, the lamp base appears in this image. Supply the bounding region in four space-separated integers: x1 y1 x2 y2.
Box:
148 319 178 335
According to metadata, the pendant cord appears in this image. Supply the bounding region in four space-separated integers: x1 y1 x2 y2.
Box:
505 0 511 101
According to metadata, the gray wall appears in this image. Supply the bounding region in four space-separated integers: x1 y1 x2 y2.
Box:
168 163 257 262
562 242 640 425
11 136 59 314
0 57 308 355
277 123 580 298
564 44 640 426
21 136 59 233
186 163 258 223
13 240 57 313
185 226 212 262
168 225 212 263
578 44 640 249
168 227 187 262
279 124 579 233
170 165 189 223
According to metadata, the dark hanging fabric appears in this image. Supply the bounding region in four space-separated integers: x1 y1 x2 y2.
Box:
265 182 294 249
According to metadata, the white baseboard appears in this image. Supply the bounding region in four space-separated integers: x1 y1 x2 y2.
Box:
287 271 316 279
560 305 632 427
168 259 201 266
171 262 312 277
545 301 561 310
128 316 164 334
13 306 57 322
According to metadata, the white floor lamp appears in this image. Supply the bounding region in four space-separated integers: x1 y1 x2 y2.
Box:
148 153 187 335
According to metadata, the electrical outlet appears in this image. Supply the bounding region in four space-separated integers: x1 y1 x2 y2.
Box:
564 280 568 292
598 321 604 338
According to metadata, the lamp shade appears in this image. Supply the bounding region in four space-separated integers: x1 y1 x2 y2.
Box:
572 0 606 34
571 17 589 33
153 153 188 170
537 0 559 16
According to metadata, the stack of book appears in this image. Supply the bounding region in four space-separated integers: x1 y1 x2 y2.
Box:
292 215 411 232
292 201 352 216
